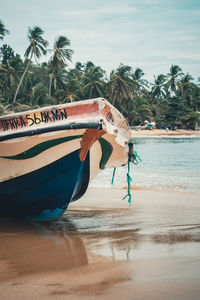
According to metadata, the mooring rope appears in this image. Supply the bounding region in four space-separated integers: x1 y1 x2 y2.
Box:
111 167 116 185
111 146 142 206
122 155 133 206
132 150 142 165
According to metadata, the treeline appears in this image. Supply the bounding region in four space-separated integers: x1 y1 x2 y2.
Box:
0 20 200 129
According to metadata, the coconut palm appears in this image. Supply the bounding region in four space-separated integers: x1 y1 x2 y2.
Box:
48 36 73 97
151 74 167 101
0 44 14 64
30 82 49 106
0 20 9 41
75 61 83 72
177 74 194 106
49 70 68 99
65 68 83 99
167 65 183 93
177 74 193 92
131 68 148 95
130 96 152 125
2 61 18 103
0 54 23 104
13 26 48 103
116 64 132 79
109 64 132 107
82 65 105 99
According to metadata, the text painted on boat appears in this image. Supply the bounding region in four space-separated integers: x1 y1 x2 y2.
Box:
0 108 68 131
0 102 114 132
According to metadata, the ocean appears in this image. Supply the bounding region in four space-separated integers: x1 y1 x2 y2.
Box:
92 137 200 193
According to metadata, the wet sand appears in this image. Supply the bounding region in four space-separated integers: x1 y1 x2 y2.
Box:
0 187 200 299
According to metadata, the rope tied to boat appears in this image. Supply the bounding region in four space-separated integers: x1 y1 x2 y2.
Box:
132 150 142 165
111 142 142 206
111 167 116 185
122 155 132 206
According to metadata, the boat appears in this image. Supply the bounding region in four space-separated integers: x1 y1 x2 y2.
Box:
0 98 132 221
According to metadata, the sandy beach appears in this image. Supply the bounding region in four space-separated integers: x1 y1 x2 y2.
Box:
0 187 200 299
131 128 200 137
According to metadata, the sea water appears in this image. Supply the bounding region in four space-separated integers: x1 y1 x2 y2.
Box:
92 137 200 193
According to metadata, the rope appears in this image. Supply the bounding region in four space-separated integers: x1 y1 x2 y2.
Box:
122 156 133 206
110 144 142 206
122 145 142 206
133 150 142 165
111 167 116 185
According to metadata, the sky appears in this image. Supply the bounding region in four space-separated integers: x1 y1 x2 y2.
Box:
1 0 200 82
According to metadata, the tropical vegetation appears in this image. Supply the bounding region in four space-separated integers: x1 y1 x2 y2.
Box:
0 20 200 129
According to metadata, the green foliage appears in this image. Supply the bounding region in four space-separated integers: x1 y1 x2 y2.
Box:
0 19 9 40
0 44 14 64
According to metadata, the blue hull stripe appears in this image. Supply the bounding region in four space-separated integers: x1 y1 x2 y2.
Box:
0 149 90 220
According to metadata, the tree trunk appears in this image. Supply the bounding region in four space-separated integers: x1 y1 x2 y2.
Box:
49 73 53 98
13 53 33 103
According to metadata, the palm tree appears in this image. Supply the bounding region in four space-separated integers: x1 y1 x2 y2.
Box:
49 70 68 99
0 44 14 64
130 96 152 125
167 65 183 93
0 20 9 41
109 64 132 107
65 68 83 100
30 82 49 106
13 26 48 103
85 61 95 71
0 54 23 105
131 68 148 95
151 74 167 101
2 61 19 103
48 36 73 97
177 74 194 106
82 65 105 99
75 61 83 71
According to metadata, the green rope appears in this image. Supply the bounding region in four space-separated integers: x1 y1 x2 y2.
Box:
111 167 116 185
133 150 142 165
122 156 133 207
122 149 142 206
110 147 141 207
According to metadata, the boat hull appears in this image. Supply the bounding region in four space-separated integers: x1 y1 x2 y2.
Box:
0 149 90 221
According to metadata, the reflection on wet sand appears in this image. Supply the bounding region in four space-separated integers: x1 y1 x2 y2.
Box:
0 218 88 282
1 187 200 299
0 216 134 299
1 209 200 273
63 209 200 262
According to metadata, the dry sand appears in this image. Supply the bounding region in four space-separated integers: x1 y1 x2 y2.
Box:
131 128 200 137
0 187 200 299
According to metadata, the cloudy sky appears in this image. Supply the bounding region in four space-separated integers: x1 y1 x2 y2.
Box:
1 0 200 81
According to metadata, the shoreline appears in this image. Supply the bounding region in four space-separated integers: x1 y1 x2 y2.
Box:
90 183 200 196
131 128 200 137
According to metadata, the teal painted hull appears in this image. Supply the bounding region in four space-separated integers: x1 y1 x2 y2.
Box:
0 149 90 221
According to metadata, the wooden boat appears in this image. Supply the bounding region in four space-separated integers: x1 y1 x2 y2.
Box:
0 98 132 221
